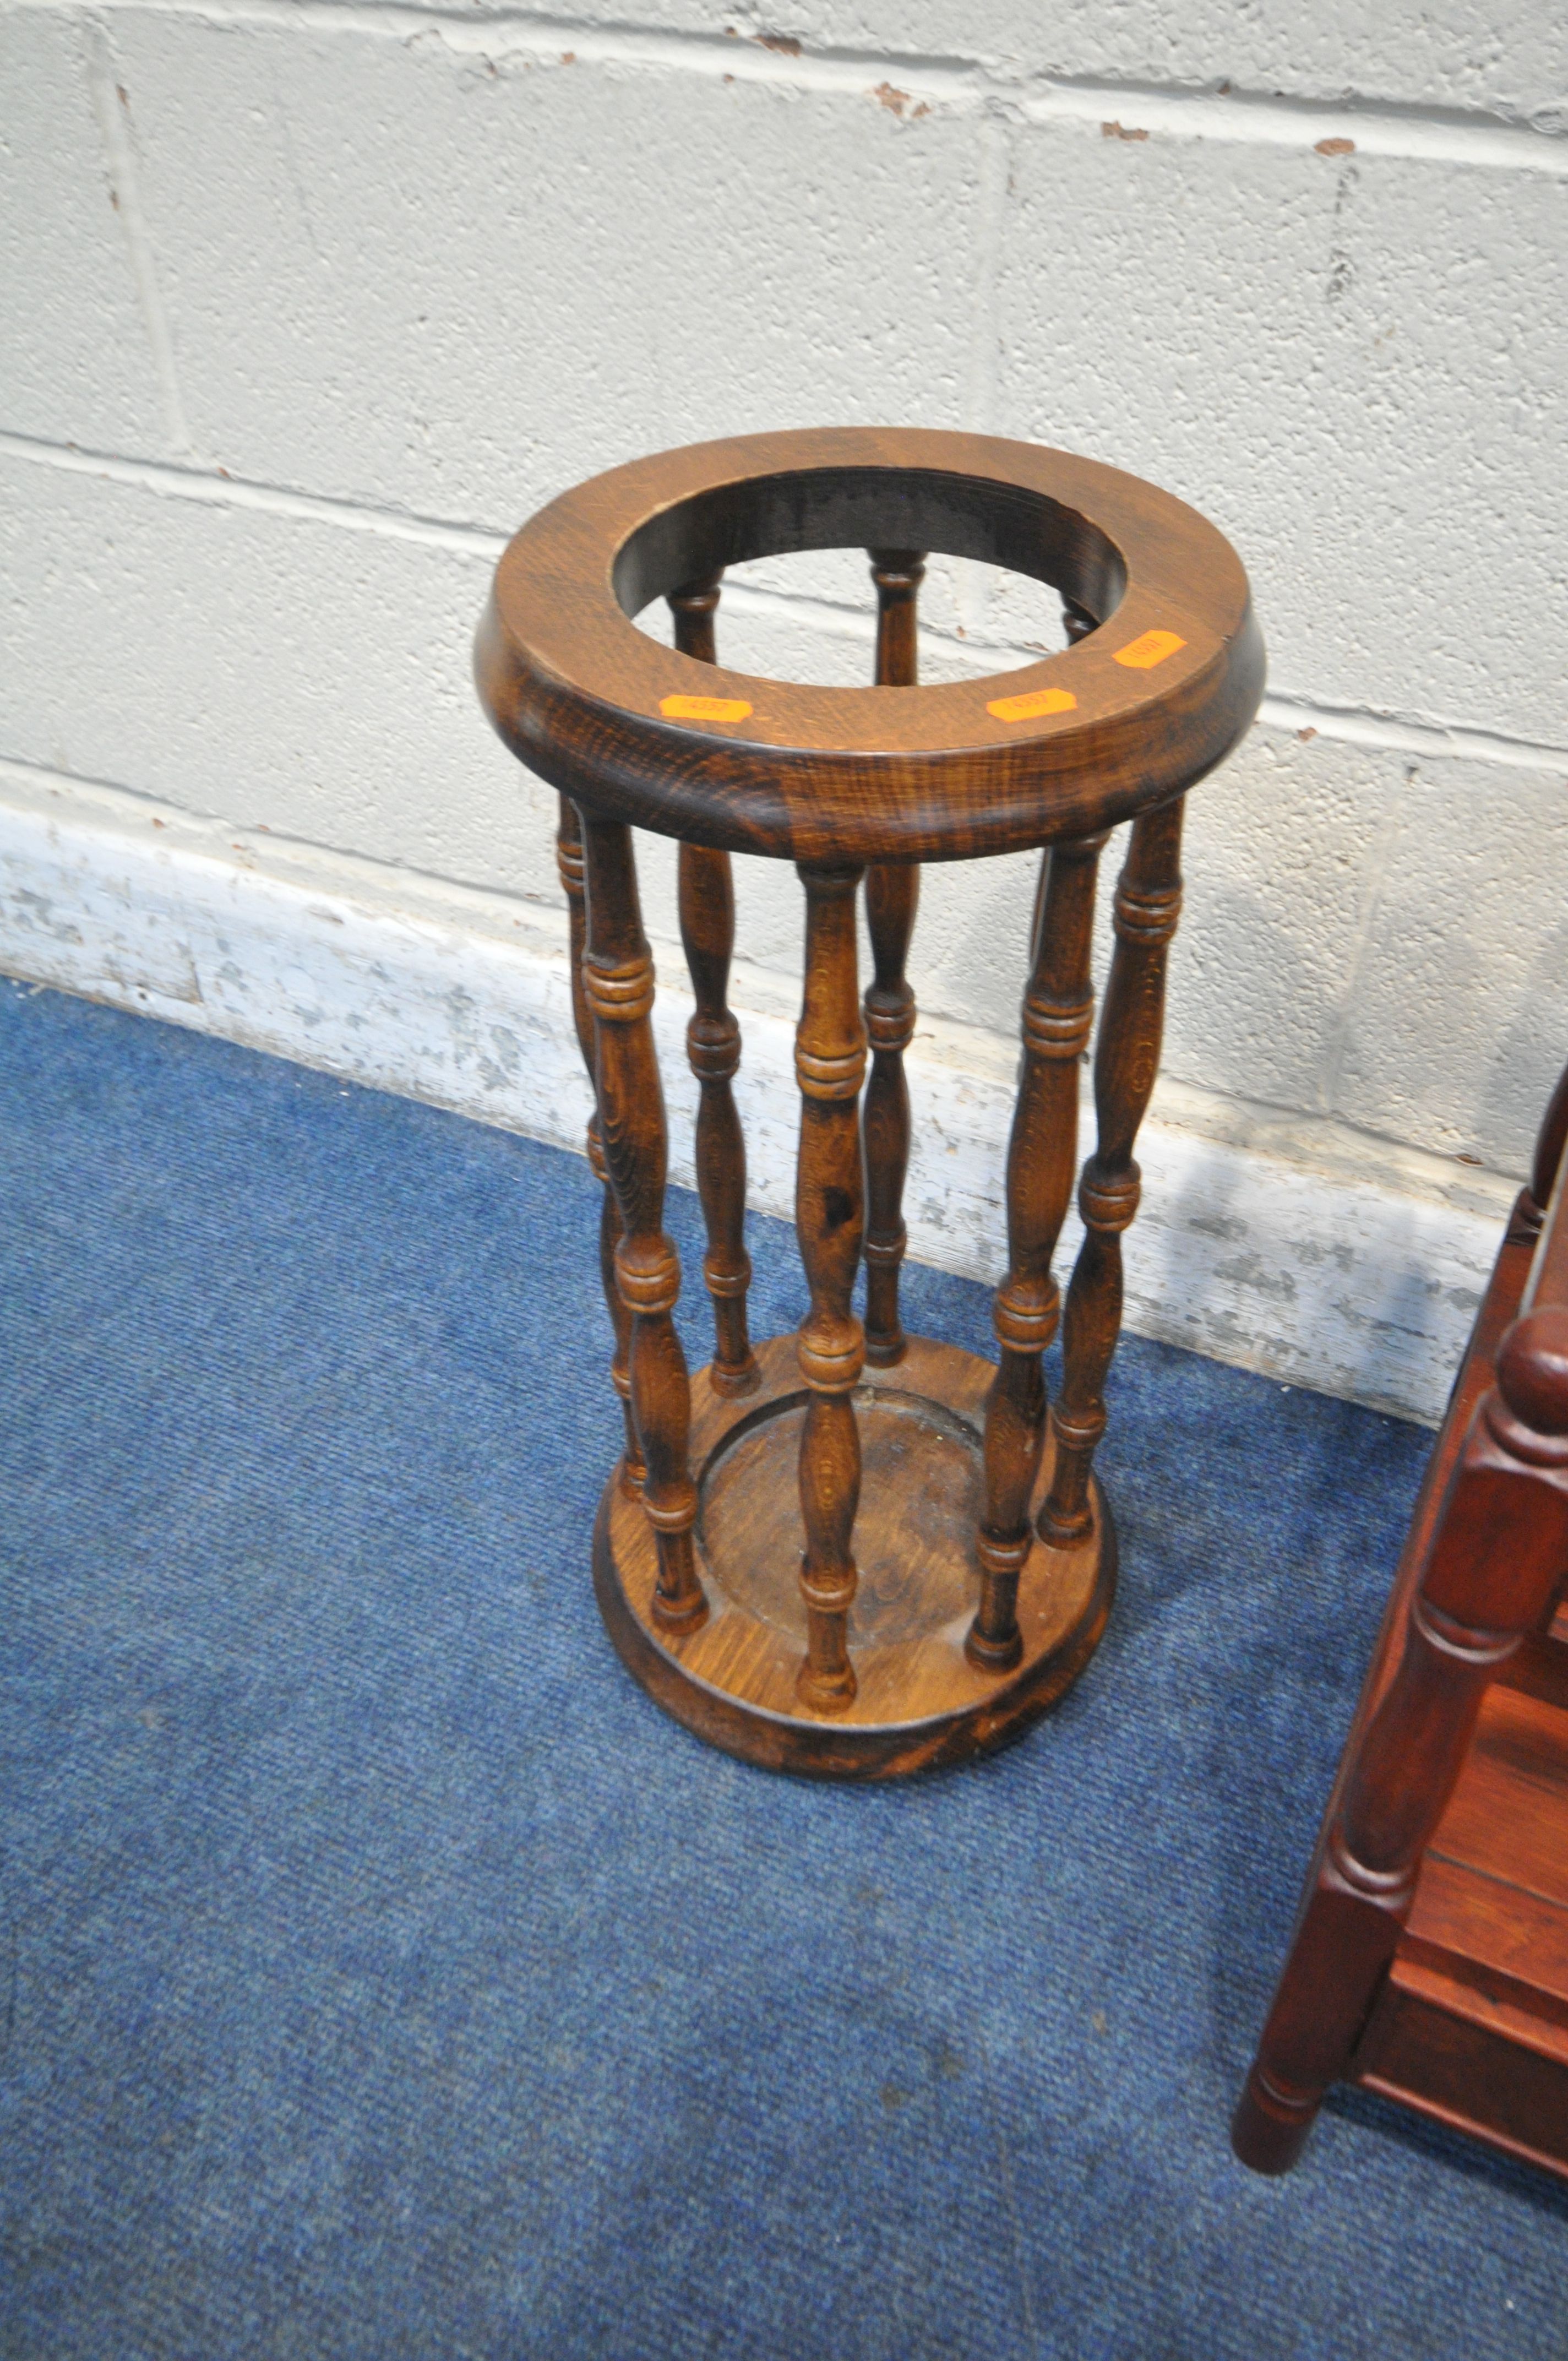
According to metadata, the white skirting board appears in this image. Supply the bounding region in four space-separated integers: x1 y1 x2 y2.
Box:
0 763 1512 1425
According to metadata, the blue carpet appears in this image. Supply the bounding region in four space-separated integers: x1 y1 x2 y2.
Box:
1 976 1564 2360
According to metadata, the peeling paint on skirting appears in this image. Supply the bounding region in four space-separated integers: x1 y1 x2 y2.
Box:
0 773 1502 1423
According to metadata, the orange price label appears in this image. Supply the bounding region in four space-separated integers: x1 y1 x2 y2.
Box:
659 693 754 723
986 686 1078 722
1112 630 1186 670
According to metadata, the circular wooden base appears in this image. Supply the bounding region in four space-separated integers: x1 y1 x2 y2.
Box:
592 1331 1117 1781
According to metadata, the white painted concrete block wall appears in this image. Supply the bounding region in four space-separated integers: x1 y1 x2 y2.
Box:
2 0 1565 1418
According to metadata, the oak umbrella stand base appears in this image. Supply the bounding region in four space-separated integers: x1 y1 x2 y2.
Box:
594 1332 1117 1780
476 427 1263 1783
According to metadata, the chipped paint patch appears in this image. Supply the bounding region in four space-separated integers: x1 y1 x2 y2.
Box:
872 81 929 118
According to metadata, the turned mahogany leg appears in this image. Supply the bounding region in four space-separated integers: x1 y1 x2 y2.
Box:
861 549 925 1367
1233 1307 1568 2172
557 795 643 1489
579 811 705 1636
1041 799 1184 1545
669 575 760 1397
794 861 869 1710
968 835 1106 1669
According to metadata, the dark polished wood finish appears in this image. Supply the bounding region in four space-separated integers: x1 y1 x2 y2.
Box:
1233 1060 1568 2181
1042 801 1184 1545
669 576 760 1397
477 427 1264 864
862 547 924 1367
972 833 1106 1668
480 429 1264 1779
793 861 869 1710
556 795 643 1488
579 814 705 1636
594 1332 1117 1778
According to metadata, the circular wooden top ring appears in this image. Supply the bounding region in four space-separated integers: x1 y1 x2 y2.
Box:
476 427 1265 864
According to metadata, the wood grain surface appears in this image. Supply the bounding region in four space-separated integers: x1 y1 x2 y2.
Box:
669 574 760 1397
1233 1062 1568 2180
580 814 706 1635
973 829 1104 1666
554 795 643 1487
476 427 1264 863
593 1333 1116 1778
861 547 924 1368
482 429 1262 1784
792 860 869 1710
1042 800 1184 1544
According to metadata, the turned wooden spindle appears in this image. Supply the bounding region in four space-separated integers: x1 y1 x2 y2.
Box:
861 549 925 1367
579 812 706 1635
668 575 760 1396
970 834 1106 1668
794 860 869 1709
556 795 644 1488
1020 601 1097 962
1041 799 1185 1544
869 546 924 685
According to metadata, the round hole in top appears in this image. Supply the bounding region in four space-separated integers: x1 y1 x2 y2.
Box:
612 464 1129 666
635 550 1086 686
477 428 1265 863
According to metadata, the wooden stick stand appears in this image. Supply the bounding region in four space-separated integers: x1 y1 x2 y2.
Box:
478 428 1264 1782
580 567 1178 1780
